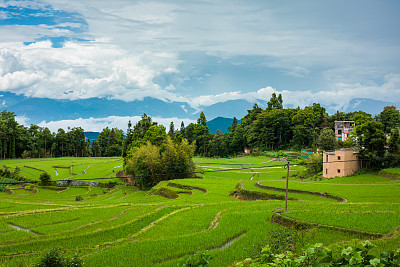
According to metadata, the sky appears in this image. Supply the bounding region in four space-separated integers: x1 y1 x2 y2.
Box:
1 0 400 132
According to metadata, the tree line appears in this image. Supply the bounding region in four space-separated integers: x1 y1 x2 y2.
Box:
1 93 400 167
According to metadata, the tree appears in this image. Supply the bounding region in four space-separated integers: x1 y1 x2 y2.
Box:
69 127 86 157
317 128 338 151
142 125 167 146
353 120 386 166
180 121 186 136
0 110 19 159
125 137 195 188
55 129 68 157
133 114 157 140
267 93 283 110
168 121 175 138
231 117 238 131
91 140 101 157
305 153 323 176
388 128 400 156
197 112 207 126
39 172 52 186
376 105 400 133
122 120 133 157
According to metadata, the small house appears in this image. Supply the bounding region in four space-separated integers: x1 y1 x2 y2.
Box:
323 148 360 178
335 121 355 141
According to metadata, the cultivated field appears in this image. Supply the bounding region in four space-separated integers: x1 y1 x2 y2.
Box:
0 156 399 266
2 157 123 182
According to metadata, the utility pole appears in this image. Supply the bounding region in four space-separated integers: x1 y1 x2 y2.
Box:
285 161 290 212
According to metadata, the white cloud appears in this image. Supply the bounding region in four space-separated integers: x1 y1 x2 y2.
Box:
0 0 49 10
1 0 399 115
36 115 196 133
15 115 30 126
0 40 185 101
187 74 400 112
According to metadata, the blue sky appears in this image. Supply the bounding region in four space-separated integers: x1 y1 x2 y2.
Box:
1 0 400 130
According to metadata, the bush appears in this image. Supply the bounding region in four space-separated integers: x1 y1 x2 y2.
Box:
125 137 196 189
267 228 304 254
178 250 211 267
39 172 52 186
75 195 83 201
35 249 83 267
234 241 400 267
305 153 322 176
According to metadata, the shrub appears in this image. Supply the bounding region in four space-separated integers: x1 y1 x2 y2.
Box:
234 241 400 267
39 172 52 186
75 195 83 201
178 250 211 267
35 249 83 267
267 228 303 254
125 137 196 189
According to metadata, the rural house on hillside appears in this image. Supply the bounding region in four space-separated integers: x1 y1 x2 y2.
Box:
323 148 360 178
335 121 355 141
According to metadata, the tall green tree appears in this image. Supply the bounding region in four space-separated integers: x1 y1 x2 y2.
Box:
376 105 400 133
168 121 175 138
54 128 68 157
267 93 283 110
142 125 167 146
388 128 400 156
197 112 207 126
353 121 386 166
317 127 338 151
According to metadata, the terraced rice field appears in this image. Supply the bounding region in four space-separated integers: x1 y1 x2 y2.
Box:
2 157 123 182
0 156 399 266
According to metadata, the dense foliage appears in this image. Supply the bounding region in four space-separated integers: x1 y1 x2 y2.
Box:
234 241 400 267
124 137 195 188
35 249 83 267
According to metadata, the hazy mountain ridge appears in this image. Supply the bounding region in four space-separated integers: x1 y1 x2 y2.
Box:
1 92 398 125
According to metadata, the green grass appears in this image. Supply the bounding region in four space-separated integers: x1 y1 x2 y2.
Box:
0 156 399 266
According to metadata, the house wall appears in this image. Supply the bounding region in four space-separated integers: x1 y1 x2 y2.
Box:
323 149 360 178
335 121 355 141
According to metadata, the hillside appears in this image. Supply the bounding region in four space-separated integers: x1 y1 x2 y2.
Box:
0 157 399 266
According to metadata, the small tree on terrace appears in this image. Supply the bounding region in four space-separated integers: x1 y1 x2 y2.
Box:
125 137 195 189
39 172 52 186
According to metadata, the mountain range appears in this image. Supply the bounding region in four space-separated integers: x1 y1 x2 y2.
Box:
1 91 398 130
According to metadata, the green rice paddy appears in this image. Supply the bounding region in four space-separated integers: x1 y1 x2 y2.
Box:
0 156 399 266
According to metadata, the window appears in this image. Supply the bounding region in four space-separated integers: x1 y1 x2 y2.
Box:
326 155 328 162
326 169 328 175
337 169 341 173
337 156 341 161
338 130 342 134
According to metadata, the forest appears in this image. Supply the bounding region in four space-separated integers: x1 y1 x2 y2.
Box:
1 93 400 168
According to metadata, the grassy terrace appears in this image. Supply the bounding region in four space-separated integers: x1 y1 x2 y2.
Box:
0 156 399 266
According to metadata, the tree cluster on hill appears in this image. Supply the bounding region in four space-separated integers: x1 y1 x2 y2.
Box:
124 137 195 188
0 110 89 159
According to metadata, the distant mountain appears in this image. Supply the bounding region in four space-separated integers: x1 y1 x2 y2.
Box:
202 99 267 120
84 132 100 142
207 117 241 134
1 92 197 123
344 98 398 115
1 91 399 125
